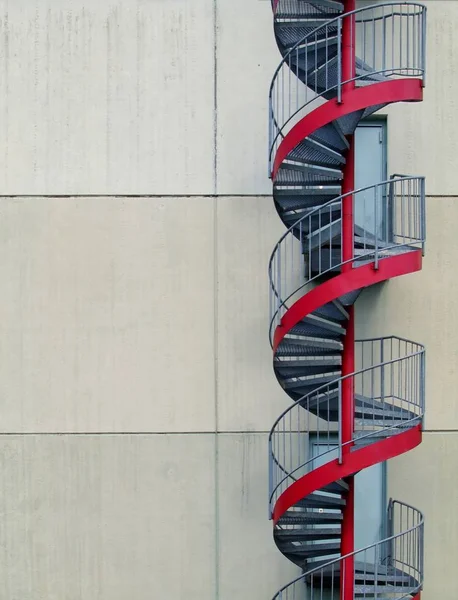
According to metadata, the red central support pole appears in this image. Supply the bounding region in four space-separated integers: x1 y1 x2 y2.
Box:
340 1 356 600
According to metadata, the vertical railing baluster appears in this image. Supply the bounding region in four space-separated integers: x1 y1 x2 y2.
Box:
337 17 342 103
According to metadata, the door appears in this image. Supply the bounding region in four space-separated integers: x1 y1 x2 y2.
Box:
354 121 387 240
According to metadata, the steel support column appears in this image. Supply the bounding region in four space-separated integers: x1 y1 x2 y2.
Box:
341 2 356 598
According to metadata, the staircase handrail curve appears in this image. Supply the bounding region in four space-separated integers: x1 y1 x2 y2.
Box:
269 2 426 84
269 240 421 342
268 174 426 341
268 347 424 507
269 415 422 510
269 342 424 436
268 334 424 485
269 502 424 600
268 2 427 163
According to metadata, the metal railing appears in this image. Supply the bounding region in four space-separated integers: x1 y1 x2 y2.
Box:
270 500 423 600
269 175 425 341
268 2 427 172
268 336 424 515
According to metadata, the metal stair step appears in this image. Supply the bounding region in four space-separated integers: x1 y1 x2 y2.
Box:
274 196 329 213
362 102 389 120
280 336 343 351
356 417 414 427
297 314 346 336
352 426 417 447
309 246 388 273
300 136 345 164
296 491 346 508
287 322 341 340
308 0 344 13
308 561 418 587
303 218 342 252
275 341 343 357
283 210 338 228
278 510 343 525
309 122 350 153
283 541 341 559
321 478 349 494
338 288 362 306
282 199 341 226
303 53 339 87
275 166 342 189
274 357 341 378
295 34 339 54
288 138 347 169
313 300 349 323
354 405 418 420
336 109 365 136
282 373 338 392
355 584 417 595
275 527 341 541
276 19 337 29
314 570 417 587
355 395 418 418
278 160 343 181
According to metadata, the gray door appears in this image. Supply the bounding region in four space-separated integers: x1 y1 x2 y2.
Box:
354 122 387 239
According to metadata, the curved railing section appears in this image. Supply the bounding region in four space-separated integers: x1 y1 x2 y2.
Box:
268 2 426 171
269 336 425 512
269 175 425 338
266 2 427 599
272 500 424 599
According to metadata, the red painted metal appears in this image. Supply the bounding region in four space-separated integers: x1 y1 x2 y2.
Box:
273 249 422 352
272 423 422 524
272 79 423 180
341 135 355 456
340 9 356 590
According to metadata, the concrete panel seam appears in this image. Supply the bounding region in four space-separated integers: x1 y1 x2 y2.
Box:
0 431 272 436
213 2 220 598
0 194 274 199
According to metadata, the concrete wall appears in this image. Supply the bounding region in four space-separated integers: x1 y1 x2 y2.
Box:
0 0 453 598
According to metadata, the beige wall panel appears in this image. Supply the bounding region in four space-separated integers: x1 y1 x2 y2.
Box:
0 0 214 195
372 0 458 195
0 433 215 599
218 433 299 598
388 432 458 599
355 197 458 431
0 197 215 433
216 0 279 195
217 196 294 432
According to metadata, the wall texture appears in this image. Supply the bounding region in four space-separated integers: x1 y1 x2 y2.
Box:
0 0 453 598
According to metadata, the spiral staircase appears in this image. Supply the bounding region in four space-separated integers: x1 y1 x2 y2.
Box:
267 1 426 598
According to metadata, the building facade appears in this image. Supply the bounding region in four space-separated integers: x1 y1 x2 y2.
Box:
0 1 454 598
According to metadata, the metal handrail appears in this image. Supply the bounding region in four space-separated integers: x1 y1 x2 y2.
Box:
270 499 424 599
268 345 424 509
268 334 424 485
268 175 425 342
270 2 425 83
268 2 427 169
269 338 423 435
